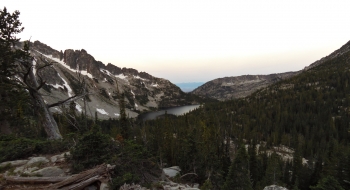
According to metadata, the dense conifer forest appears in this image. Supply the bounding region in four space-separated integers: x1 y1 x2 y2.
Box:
1 7 350 190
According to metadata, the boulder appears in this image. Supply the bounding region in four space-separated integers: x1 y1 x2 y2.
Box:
163 166 181 178
50 152 70 163
14 166 39 174
27 157 49 166
0 160 28 168
100 182 110 190
31 166 65 177
263 185 289 190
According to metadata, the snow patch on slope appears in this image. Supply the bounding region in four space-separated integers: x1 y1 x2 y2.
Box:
130 90 135 98
151 83 158 87
116 73 127 80
134 75 147 81
75 103 82 112
32 59 37 75
100 69 113 77
96 108 109 115
57 73 73 97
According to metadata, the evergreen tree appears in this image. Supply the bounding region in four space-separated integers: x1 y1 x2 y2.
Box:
223 145 253 190
119 93 129 139
310 176 344 190
292 146 303 184
0 7 30 131
248 141 259 187
263 152 282 186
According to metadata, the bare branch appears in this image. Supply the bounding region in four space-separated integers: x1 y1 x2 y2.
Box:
36 63 53 72
48 93 93 108
180 173 198 179
36 79 46 90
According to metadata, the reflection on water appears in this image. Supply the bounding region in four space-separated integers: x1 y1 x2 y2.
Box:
140 105 201 121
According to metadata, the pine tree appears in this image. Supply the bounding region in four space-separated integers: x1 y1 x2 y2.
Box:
292 146 303 184
263 152 282 185
0 7 29 130
119 92 129 138
223 144 253 190
248 141 259 187
310 176 344 190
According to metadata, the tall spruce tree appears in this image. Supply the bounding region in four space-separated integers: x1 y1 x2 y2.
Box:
223 144 253 190
0 7 28 129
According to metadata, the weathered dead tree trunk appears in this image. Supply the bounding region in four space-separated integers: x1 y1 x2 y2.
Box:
32 90 63 139
24 57 63 139
45 163 114 190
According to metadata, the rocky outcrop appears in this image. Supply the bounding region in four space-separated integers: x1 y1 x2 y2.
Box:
191 72 296 101
63 49 103 78
32 41 62 59
0 152 70 178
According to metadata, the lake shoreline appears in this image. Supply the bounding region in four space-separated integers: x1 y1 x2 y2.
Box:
138 104 201 121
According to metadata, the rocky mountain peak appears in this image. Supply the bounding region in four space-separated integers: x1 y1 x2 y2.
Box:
19 40 203 118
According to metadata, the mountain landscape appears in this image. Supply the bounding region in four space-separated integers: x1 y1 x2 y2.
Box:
21 41 207 119
1 6 350 190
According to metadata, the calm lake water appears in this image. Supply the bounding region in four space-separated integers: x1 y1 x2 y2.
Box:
139 104 201 120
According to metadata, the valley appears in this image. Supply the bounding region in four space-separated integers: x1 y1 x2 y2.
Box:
1 6 350 190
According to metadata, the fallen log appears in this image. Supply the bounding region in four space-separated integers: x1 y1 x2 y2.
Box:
59 175 101 190
46 163 114 190
6 176 68 184
4 163 115 190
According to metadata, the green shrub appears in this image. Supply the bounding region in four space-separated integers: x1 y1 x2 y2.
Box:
110 140 158 189
69 125 117 173
0 135 70 162
110 172 139 189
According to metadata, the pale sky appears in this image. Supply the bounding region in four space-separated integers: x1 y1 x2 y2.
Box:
3 0 350 83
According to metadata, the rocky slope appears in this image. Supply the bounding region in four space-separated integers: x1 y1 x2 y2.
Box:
18 41 203 119
192 40 350 101
303 40 350 71
191 72 296 101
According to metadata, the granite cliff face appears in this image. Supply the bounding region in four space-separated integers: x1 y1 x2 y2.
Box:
191 73 296 101
21 41 202 118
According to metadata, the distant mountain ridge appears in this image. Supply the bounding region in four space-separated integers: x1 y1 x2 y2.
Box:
19 41 204 118
191 40 350 101
175 82 204 92
191 72 296 101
